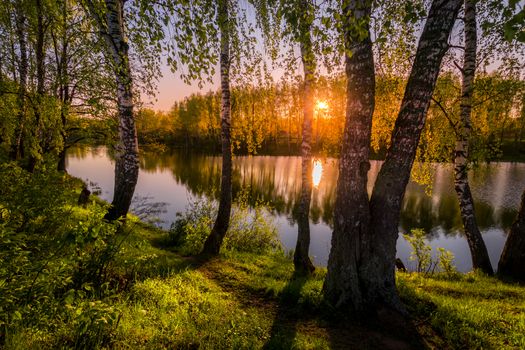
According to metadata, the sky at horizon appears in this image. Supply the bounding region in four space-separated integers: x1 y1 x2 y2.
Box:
143 63 219 112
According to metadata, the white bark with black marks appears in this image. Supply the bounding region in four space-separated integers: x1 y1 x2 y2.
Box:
202 0 232 255
87 0 139 220
294 0 316 275
454 0 493 275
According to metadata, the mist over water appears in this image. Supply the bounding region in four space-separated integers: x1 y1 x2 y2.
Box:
67 146 525 272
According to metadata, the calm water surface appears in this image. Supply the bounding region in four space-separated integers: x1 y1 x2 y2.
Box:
66 146 525 272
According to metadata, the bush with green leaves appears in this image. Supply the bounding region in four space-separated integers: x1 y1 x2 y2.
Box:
168 190 280 255
403 228 457 277
403 228 434 274
0 163 123 348
437 247 459 278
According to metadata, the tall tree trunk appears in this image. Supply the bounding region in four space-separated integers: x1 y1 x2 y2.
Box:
27 0 46 172
201 0 232 255
57 0 69 172
365 0 462 312
88 0 139 220
294 4 316 275
10 9 27 161
324 0 375 311
498 189 525 280
454 0 493 274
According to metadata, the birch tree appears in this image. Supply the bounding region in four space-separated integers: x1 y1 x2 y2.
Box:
84 0 139 220
366 0 462 312
497 0 525 280
453 0 493 274
276 0 318 274
159 0 275 255
324 0 375 312
50 0 112 172
201 0 234 254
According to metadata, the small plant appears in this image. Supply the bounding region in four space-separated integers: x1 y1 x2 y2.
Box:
225 189 280 253
60 285 121 349
403 228 457 277
0 164 126 348
167 197 216 254
437 247 458 278
403 228 434 274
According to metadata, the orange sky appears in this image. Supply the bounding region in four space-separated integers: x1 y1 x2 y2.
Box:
143 64 218 112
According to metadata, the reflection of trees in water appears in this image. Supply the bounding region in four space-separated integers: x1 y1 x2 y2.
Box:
139 150 519 236
74 146 520 238
67 145 109 159
400 186 516 238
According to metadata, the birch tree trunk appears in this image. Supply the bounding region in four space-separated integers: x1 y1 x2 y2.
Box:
201 0 232 255
10 8 27 161
294 1 316 275
454 0 493 275
323 0 375 311
498 189 525 280
365 0 462 312
89 0 139 220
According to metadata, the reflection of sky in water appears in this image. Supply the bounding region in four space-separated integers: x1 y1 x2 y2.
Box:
67 147 525 272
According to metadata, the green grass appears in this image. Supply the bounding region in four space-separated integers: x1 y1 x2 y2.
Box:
109 223 525 349
108 224 332 349
398 272 525 349
8 214 525 349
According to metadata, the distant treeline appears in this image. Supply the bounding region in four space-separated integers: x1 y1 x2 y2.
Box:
131 72 525 160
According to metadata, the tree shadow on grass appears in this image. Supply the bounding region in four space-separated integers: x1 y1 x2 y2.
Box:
323 305 428 350
263 271 311 349
400 287 494 349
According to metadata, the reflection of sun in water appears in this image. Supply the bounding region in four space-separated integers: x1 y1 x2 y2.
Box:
312 160 323 188
316 100 328 111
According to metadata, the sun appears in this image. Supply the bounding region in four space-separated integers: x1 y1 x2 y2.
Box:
316 100 328 111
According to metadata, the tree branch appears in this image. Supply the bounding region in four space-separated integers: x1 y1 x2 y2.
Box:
431 96 459 135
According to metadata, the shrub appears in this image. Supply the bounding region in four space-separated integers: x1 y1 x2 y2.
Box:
168 197 216 254
168 190 280 255
437 247 459 278
403 228 457 277
0 164 123 348
403 228 434 274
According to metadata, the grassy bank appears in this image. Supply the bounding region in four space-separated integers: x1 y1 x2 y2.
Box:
1 165 524 349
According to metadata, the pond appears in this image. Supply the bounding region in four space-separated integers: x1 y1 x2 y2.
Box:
66 146 525 272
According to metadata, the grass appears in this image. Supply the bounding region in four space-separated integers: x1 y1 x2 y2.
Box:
109 222 333 349
398 272 525 349
108 227 525 349
106 223 525 349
